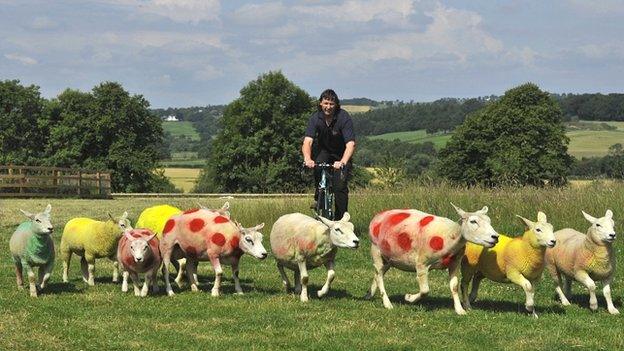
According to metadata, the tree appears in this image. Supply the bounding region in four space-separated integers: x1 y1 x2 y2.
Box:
438 83 573 186
197 71 314 192
0 80 49 165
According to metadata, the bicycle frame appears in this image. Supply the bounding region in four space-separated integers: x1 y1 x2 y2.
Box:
313 163 336 220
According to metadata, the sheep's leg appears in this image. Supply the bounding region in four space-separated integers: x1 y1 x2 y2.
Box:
24 262 37 297
460 260 475 309
209 256 223 297
575 270 598 311
294 270 302 294
187 259 199 292
405 264 430 303
365 244 391 306
80 256 89 283
603 277 619 315
553 270 571 306
174 258 187 288
129 272 141 296
161 243 175 296
469 273 484 304
317 260 335 298
364 264 389 300
61 250 71 283
142 270 155 297
150 266 160 293
563 276 572 299
111 257 119 283
232 259 243 295
508 271 537 318
297 260 309 302
85 254 96 286
14 259 24 289
37 266 49 290
448 257 466 315
277 262 291 293
122 271 129 292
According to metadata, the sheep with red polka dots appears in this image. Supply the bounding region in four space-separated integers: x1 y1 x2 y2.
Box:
117 229 161 297
159 208 267 296
270 212 359 302
364 204 500 314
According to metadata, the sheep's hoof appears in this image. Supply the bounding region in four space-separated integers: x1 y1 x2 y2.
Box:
608 307 620 315
121 286 128 293
455 308 467 315
317 290 327 298
17 285 24 290
590 304 598 311
211 290 220 297
300 296 309 303
383 302 394 309
167 290 175 296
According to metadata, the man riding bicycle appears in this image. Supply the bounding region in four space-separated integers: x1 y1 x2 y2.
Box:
302 89 356 220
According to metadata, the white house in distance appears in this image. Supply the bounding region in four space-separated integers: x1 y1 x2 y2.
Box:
164 115 179 122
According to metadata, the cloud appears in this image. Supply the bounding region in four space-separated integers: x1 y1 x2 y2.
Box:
294 0 415 24
28 16 59 30
4 53 38 65
109 0 221 24
232 2 286 25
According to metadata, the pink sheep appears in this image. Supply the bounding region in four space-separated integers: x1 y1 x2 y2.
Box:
117 229 161 297
159 208 267 297
365 204 499 314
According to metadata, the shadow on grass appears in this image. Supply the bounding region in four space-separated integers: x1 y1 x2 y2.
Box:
551 292 622 312
43 282 84 295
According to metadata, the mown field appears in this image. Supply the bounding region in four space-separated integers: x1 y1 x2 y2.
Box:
162 121 201 141
162 168 201 192
370 121 624 158
1 183 623 350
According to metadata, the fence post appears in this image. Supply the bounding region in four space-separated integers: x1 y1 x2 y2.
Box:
19 168 24 194
97 172 102 196
78 170 82 196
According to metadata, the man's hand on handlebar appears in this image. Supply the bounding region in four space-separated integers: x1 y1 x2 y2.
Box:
333 161 344 170
304 159 315 168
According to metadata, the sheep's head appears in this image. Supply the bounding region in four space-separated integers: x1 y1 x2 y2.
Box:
124 231 156 263
517 211 556 248
236 222 268 259
583 209 616 244
318 212 359 249
20 204 53 235
452 203 499 248
109 211 132 231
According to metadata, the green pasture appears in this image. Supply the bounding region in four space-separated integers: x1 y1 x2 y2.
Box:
1 183 623 350
163 121 200 141
369 130 453 148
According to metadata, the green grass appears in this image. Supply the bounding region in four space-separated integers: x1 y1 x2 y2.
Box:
370 121 624 157
162 168 201 192
163 121 200 141
1 183 623 350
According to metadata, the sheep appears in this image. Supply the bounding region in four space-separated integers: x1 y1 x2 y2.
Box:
60 211 131 286
9 204 55 297
364 204 499 314
134 202 231 286
461 211 556 317
270 212 359 302
545 210 618 314
159 208 267 296
117 229 161 297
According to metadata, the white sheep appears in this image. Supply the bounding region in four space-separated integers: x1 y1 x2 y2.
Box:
461 212 556 317
60 212 132 285
270 212 359 302
364 204 499 314
117 229 161 297
545 210 619 314
9 204 55 297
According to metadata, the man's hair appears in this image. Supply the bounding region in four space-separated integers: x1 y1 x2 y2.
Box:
318 89 341 114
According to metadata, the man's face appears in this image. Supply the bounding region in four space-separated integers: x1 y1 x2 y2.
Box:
320 98 336 117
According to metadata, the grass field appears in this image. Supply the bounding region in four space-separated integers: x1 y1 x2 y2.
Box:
342 105 372 114
369 121 624 157
1 183 623 350
163 121 201 141
162 168 201 192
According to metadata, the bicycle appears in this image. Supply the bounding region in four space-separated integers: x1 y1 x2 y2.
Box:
307 162 345 220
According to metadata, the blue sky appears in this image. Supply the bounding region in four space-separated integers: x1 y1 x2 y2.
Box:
1 0 623 108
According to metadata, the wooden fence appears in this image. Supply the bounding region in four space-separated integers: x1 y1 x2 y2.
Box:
0 165 111 198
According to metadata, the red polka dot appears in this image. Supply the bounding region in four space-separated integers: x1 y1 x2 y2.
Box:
124 256 134 267
306 241 316 251
186 246 197 256
419 216 434 227
230 236 239 248
441 254 454 267
212 233 226 246
183 208 199 214
429 236 444 251
396 232 412 251
387 212 410 226
189 218 205 232
214 216 229 224
372 222 382 237
381 239 391 253
163 219 175 235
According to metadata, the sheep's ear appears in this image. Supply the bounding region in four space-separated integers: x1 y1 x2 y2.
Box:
124 231 135 241
196 202 207 210
516 215 533 228
146 233 157 242
317 215 333 228
451 203 467 219
121 211 128 220
340 212 351 222
108 212 115 221
44 204 52 215
221 202 230 211
254 223 265 231
477 206 489 215
537 211 547 223
20 209 35 220
605 209 613 219
582 211 596 223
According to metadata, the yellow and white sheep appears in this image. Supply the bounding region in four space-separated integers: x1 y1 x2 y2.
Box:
545 210 618 314
365 204 499 314
60 212 131 286
461 211 556 317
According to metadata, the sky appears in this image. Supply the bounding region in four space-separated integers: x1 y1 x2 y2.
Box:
1 0 623 108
